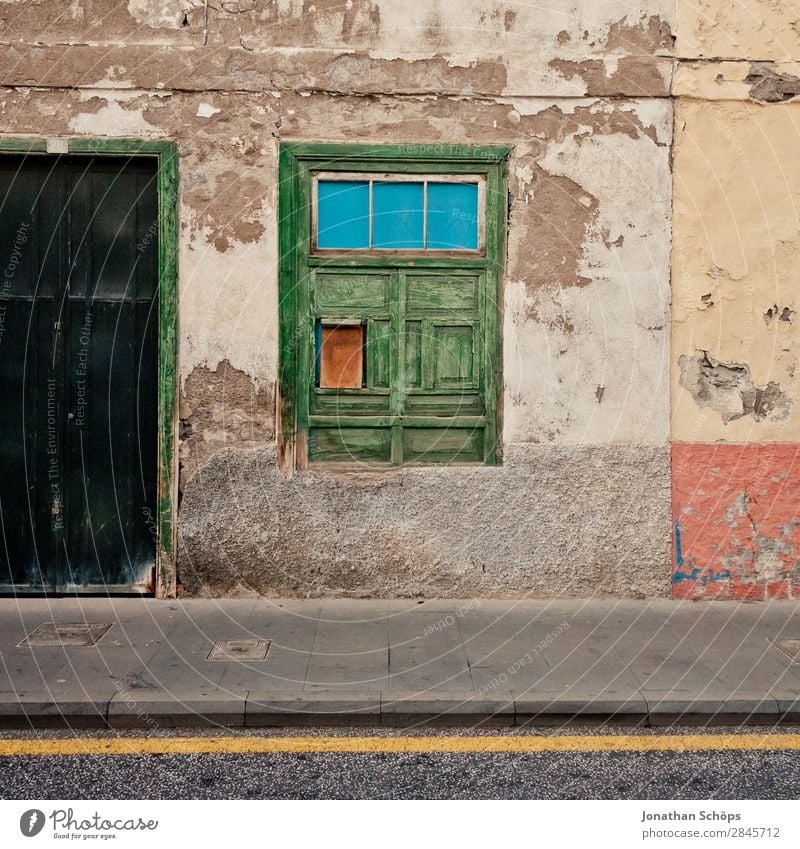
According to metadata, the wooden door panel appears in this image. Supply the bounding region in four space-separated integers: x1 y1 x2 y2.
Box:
0 155 158 593
406 275 479 314
309 426 392 463
402 425 484 464
314 271 391 313
433 324 476 388
0 299 60 586
404 391 483 415
366 319 391 388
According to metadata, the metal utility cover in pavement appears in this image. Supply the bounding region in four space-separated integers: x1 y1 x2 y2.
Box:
770 639 800 662
207 639 271 661
19 622 113 647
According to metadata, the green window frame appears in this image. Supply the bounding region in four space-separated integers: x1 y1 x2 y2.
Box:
278 143 510 470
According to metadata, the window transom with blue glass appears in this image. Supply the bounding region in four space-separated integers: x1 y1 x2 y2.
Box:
314 173 483 252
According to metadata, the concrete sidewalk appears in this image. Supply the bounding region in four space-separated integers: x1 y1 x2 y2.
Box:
2 597 800 728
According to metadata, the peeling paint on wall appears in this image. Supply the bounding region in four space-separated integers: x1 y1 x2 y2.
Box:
180 359 275 489
0 0 678 598
671 98 800 444
679 351 792 425
127 0 184 29
0 3 675 98
672 444 800 600
745 63 800 103
670 1 800 601
675 0 800 62
67 97 159 136
501 102 671 447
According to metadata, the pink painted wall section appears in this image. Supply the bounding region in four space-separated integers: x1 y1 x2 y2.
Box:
672 443 800 600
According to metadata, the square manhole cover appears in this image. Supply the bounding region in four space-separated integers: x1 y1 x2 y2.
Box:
19 622 113 647
207 639 270 661
770 639 800 662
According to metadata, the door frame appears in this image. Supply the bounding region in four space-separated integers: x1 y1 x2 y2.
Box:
0 137 179 598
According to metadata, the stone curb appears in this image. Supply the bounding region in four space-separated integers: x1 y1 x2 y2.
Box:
643 692 782 727
0 690 797 729
0 692 111 729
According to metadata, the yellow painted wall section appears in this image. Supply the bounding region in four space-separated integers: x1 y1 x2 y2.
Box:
671 99 800 443
676 0 800 60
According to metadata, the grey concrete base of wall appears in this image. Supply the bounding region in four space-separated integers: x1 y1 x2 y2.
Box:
177 444 671 598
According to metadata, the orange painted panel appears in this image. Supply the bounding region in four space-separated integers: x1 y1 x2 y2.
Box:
319 325 364 389
672 443 800 600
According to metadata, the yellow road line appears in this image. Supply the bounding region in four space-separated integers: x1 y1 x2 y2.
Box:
0 734 799 756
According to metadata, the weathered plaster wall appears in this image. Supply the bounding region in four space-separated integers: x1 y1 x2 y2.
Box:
504 99 671 445
675 0 800 61
671 0 800 599
178 444 671 598
672 101 800 443
672 443 800 600
0 0 675 597
0 1 674 97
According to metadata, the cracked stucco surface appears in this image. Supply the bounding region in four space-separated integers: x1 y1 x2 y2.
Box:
0 1 674 96
505 103 671 445
671 99 800 442
178 444 672 598
670 1 800 600
673 1 800 444
678 350 792 425
675 0 800 62
671 443 800 600
0 84 673 455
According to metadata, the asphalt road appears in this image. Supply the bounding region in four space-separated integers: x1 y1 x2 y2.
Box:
1 727 800 799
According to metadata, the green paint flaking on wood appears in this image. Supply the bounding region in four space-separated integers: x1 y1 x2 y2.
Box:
277 144 301 466
288 143 512 165
366 319 391 389
155 142 179 599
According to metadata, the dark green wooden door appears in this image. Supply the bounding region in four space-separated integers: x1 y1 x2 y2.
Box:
0 155 159 593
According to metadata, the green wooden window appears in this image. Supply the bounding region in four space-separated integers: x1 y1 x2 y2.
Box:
278 143 510 468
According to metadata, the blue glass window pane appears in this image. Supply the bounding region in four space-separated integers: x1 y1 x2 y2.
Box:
426 182 479 250
317 181 370 249
373 182 424 249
